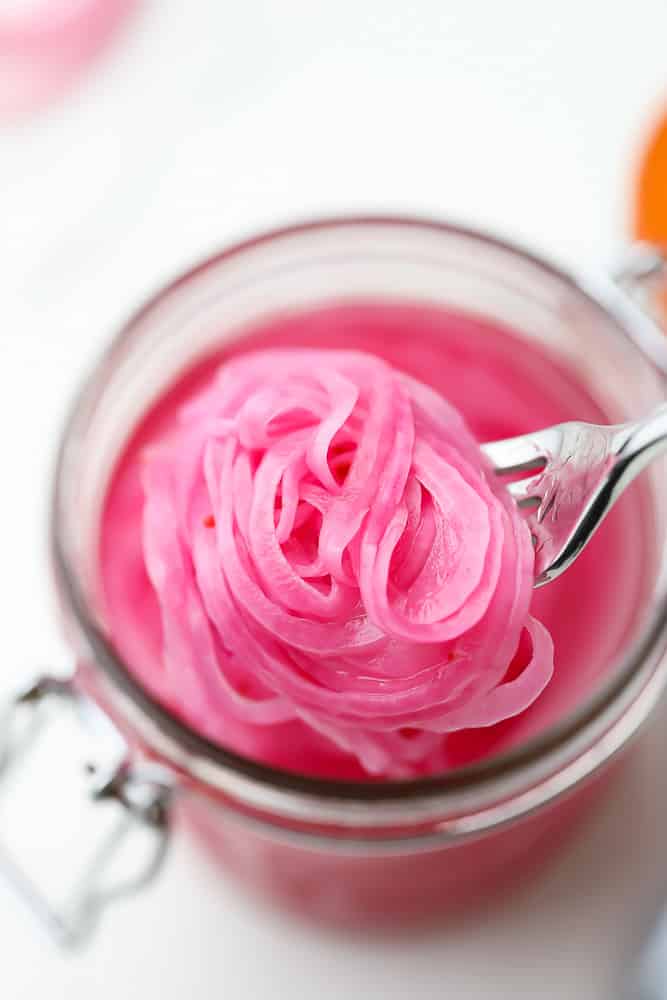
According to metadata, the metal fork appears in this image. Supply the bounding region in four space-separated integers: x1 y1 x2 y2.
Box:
481 403 667 587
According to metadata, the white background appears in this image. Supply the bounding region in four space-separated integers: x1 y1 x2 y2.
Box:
0 1 667 996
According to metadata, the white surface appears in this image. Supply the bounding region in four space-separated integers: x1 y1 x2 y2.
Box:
0 1 666 996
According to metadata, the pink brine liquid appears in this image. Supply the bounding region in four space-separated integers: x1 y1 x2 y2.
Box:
100 302 645 781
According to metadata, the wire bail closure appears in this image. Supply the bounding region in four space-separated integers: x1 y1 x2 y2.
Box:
0 674 172 947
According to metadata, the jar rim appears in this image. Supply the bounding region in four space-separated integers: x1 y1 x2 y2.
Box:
50 215 667 829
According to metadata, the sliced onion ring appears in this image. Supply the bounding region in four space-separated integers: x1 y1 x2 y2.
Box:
142 348 554 777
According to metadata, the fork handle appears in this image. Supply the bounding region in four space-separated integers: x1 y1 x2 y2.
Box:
612 403 667 496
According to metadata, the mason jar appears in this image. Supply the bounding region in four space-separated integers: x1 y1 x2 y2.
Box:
3 219 667 943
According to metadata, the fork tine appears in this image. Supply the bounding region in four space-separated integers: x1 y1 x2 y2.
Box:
505 478 542 506
480 436 547 476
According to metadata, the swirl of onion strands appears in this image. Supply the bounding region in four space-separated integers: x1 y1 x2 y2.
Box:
142 349 554 777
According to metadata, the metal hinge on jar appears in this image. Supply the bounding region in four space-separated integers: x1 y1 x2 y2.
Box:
0 674 172 947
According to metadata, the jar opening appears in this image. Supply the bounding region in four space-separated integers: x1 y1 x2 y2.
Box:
51 217 667 815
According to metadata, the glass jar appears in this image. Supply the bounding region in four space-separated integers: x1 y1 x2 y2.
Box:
5 218 667 942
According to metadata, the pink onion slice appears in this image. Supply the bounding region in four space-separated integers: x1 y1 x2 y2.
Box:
142 348 554 776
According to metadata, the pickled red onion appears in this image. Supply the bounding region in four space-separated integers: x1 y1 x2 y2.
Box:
142 349 554 777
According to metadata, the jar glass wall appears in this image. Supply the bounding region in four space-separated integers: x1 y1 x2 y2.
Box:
51 219 667 925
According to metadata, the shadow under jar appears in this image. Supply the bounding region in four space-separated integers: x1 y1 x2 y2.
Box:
53 218 667 929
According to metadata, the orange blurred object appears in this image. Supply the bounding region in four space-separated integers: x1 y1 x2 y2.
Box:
634 109 667 319
636 111 667 243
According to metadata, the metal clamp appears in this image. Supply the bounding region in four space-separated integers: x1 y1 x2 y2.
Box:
0 674 172 947
614 242 667 320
